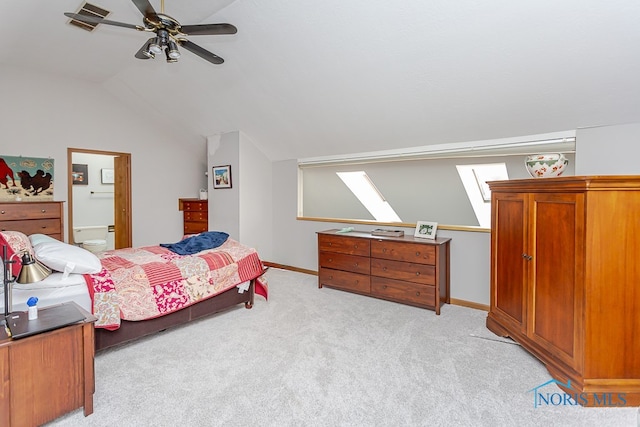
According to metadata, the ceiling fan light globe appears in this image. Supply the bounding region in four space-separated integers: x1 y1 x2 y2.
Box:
165 48 179 62
149 37 163 55
167 41 181 59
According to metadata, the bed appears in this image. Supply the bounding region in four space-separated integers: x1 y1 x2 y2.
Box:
1 230 267 352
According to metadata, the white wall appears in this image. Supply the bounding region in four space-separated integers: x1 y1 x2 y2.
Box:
0 66 208 247
207 132 240 238
575 123 640 174
207 131 273 260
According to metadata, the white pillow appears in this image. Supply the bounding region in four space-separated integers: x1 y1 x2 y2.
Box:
33 241 102 277
29 233 60 246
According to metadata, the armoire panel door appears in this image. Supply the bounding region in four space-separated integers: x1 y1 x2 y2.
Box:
528 192 584 371
491 192 527 331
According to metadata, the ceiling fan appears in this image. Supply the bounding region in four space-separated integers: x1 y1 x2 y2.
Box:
64 0 237 64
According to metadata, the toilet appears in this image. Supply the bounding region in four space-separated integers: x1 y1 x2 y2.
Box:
72 226 108 253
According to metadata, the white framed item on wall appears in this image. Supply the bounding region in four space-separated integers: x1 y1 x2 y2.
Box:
414 221 438 239
101 168 114 184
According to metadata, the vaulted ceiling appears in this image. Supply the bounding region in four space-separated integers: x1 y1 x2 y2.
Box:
2 1 639 161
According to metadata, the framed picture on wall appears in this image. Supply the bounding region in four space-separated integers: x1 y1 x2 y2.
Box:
72 164 88 185
212 165 232 189
101 168 114 184
414 221 438 239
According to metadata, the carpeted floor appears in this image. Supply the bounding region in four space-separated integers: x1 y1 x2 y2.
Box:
48 268 638 426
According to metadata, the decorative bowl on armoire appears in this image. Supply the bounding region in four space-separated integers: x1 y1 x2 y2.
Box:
525 153 569 178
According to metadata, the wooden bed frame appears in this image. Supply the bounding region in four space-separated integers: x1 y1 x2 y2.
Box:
95 280 256 352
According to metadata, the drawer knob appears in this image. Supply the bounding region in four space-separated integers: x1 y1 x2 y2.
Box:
328 275 333 280
354 245 358 249
41 226 47 229
0 210 5 214
415 272 420 276
383 285 387 289
328 258 333 262
383 267 387 271
354 263 358 267
382 248 387 253
41 209 46 213
328 242 332 246
416 292 420 296
415 252 420 256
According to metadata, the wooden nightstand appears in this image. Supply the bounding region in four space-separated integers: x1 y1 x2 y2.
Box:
0 302 96 426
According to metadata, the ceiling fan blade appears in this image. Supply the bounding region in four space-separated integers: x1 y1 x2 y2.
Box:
64 12 143 30
134 38 154 60
178 40 224 65
131 0 158 21
180 23 238 36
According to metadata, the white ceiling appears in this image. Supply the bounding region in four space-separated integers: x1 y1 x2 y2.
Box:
1 0 639 161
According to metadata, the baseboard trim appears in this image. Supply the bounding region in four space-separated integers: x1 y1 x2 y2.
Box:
263 262 489 311
263 262 317 276
449 298 489 312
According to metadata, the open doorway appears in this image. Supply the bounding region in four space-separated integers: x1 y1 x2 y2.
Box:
67 148 132 249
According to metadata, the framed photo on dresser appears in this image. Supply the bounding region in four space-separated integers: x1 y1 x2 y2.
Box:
414 221 437 239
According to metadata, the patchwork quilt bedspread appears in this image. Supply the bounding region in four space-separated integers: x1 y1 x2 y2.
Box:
83 238 267 330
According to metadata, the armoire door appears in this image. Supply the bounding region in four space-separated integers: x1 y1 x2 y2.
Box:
490 192 528 332
527 192 584 371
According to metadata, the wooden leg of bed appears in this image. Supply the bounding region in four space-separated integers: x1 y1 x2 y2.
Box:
245 279 255 309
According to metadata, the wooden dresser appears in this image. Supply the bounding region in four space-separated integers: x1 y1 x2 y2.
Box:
178 198 208 235
487 176 640 406
317 229 451 314
0 201 64 240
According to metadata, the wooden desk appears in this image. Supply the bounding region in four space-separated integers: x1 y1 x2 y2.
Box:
0 302 96 426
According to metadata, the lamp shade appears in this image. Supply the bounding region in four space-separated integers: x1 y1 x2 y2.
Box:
17 253 51 284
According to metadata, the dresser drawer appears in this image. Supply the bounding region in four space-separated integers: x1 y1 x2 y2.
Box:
0 203 61 221
371 277 436 307
319 251 370 275
184 222 208 234
319 267 371 294
318 234 370 256
182 201 207 212
0 219 61 236
371 240 436 265
371 258 435 285
184 211 207 221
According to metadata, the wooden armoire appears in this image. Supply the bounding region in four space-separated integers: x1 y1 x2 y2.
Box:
486 176 640 406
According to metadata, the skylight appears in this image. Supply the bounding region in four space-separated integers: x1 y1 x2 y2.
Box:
456 163 509 228
336 171 402 222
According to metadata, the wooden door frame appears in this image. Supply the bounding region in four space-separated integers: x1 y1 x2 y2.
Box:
67 148 132 247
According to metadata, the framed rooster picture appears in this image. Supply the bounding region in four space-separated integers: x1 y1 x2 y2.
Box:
0 155 55 202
